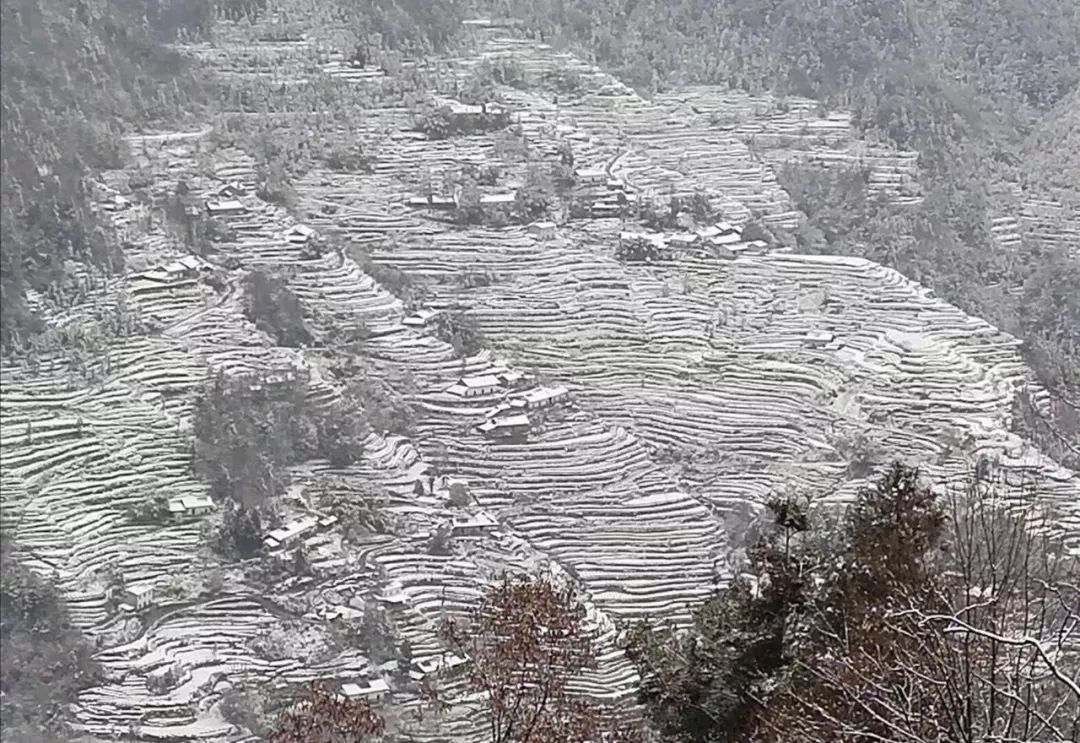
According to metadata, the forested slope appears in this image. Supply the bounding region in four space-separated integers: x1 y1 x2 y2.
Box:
0 0 214 348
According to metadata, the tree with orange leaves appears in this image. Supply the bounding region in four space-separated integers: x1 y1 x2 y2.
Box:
269 682 384 743
441 574 643 743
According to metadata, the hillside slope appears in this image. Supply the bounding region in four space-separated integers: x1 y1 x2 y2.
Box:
0 1 1078 740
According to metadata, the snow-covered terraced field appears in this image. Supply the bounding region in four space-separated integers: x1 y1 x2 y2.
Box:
2 16 1077 742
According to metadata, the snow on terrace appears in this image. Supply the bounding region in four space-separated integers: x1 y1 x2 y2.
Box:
266 28 1078 565
165 45 733 717
656 87 924 206
2 19 1075 742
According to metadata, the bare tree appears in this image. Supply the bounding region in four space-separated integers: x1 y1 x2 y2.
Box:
761 471 1080 743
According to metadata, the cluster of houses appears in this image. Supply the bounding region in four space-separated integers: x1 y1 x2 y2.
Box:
443 361 573 441
204 181 251 218
332 651 470 704
574 169 640 217
618 221 771 260
447 363 531 399
406 191 517 212
476 384 570 440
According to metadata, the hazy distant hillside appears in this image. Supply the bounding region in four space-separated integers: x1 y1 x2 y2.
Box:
486 0 1080 445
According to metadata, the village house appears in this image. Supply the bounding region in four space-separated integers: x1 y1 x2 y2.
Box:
409 653 467 683
575 167 607 185
407 194 457 211
376 582 410 609
102 194 132 212
477 413 531 440
446 101 507 118
527 221 557 239
592 191 638 217
207 181 246 199
668 233 701 251
461 17 523 29
497 368 530 389
450 510 499 538
285 224 317 244
484 398 529 421
263 516 318 550
522 385 570 410
402 308 442 328
448 374 503 398
726 239 770 257
805 330 835 348
435 475 470 503
479 192 517 208
163 255 208 280
205 198 247 217
122 584 155 611
486 363 531 390
340 678 390 702
167 494 215 521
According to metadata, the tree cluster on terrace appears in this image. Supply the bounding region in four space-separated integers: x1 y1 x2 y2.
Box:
192 367 406 556
626 463 1080 742
637 190 721 232
615 235 672 264
453 162 569 228
1 541 102 743
412 100 513 140
242 269 313 348
0 0 215 351
431 310 487 358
